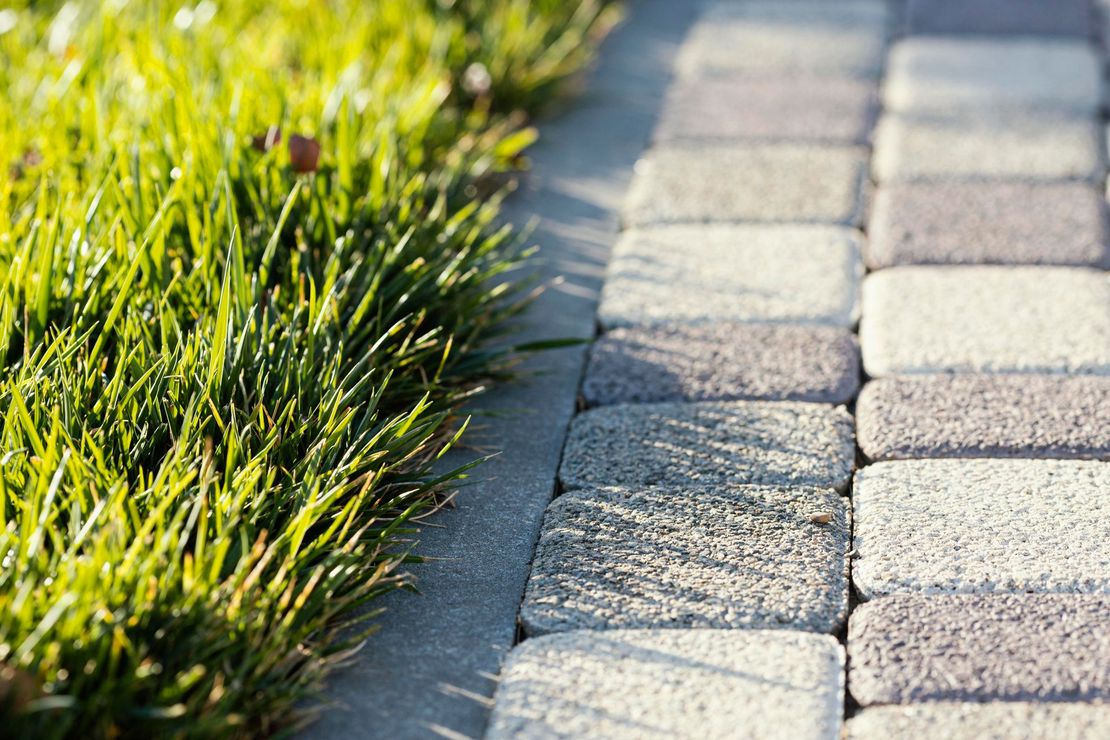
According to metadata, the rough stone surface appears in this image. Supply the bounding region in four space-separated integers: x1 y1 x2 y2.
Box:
583 323 860 406
848 594 1110 705
598 225 862 329
867 181 1109 268
624 143 868 226
857 375 1110 460
852 460 1110 600
559 400 855 492
520 485 849 636
906 0 1096 37
655 77 876 143
860 267 1110 376
487 630 844 740
677 1 889 80
848 704 1110 740
884 38 1101 115
872 112 1102 182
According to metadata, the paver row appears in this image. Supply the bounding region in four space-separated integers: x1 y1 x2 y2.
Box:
598 225 862 329
857 375 1110 461
848 703 1110 740
520 485 848 636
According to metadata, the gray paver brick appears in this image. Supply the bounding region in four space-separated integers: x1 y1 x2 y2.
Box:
848 703 1110 740
860 266 1110 376
857 375 1110 460
598 225 862 329
520 485 849 636
872 112 1102 183
884 38 1101 115
906 0 1096 37
654 77 876 144
677 1 889 80
852 460 1110 600
848 594 1110 705
583 323 860 407
623 143 869 226
867 181 1109 268
487 629 844 740
559 400 855 492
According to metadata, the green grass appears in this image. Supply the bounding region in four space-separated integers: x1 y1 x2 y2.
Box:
0 1 617 736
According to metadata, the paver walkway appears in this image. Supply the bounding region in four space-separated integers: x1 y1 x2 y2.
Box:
486 0 1110 737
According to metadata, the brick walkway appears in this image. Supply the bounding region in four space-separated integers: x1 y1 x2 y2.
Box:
487 1 1110 737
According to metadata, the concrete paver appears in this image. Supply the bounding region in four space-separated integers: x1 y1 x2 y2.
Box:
598 225 862 329
624 143 868 226
852 460 1110 600
848 593 1110 705
848 703 1110 740
559 400 855 492
867 181 1108 268
583 323 859 406
884 38 1101 115
905 0 1096 37
655 77 876 143
521 485 849 635
860 267 1110 376
857 375 1110 460
487 629 844 740
872 112 1102 182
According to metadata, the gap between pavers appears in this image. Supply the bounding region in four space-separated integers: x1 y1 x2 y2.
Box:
559 400 856 493
852 459 1110 600
857 375 1110 461
486 629 844 740
583 323 860 407
520 485 849 636
847 703 1110 740
904 0 1097 37
848 593 1110 706
859 266 1110 376
598 225 863 329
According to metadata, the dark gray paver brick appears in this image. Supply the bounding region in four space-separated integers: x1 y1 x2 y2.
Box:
559 400 855 492
872 112 1102 183
487 630 844 740
906 0 1095 37
520 485 849 636
848 594 1110 706
655 77 876 144
624 143 869 226
860 267 1110 376
857 375 1110 460
852 460 1110 600
867 181 1109 268
598 225 862 329
583 323 860 407
884 38 1101 115
848 704 1110 740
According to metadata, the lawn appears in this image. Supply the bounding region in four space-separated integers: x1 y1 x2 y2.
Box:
0 1 615 736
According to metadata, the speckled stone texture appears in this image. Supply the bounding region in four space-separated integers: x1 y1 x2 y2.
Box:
654 78 877 143
520 486 848 636
583 324 860 406
848 594 1110 705
848 703 1110 740
559 401 855 492
857 375 1110 460
623 143 868 226
884 38 1101 115
860 267 1110 376
872 112 1102 182
487 630 844 740
676 1 889 80
598 225 862 329
906 0 1096 37
852 460 1110 600
867 181 1109 268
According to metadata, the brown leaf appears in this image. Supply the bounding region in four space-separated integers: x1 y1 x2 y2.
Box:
251 127 281 152
288 134 320 173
